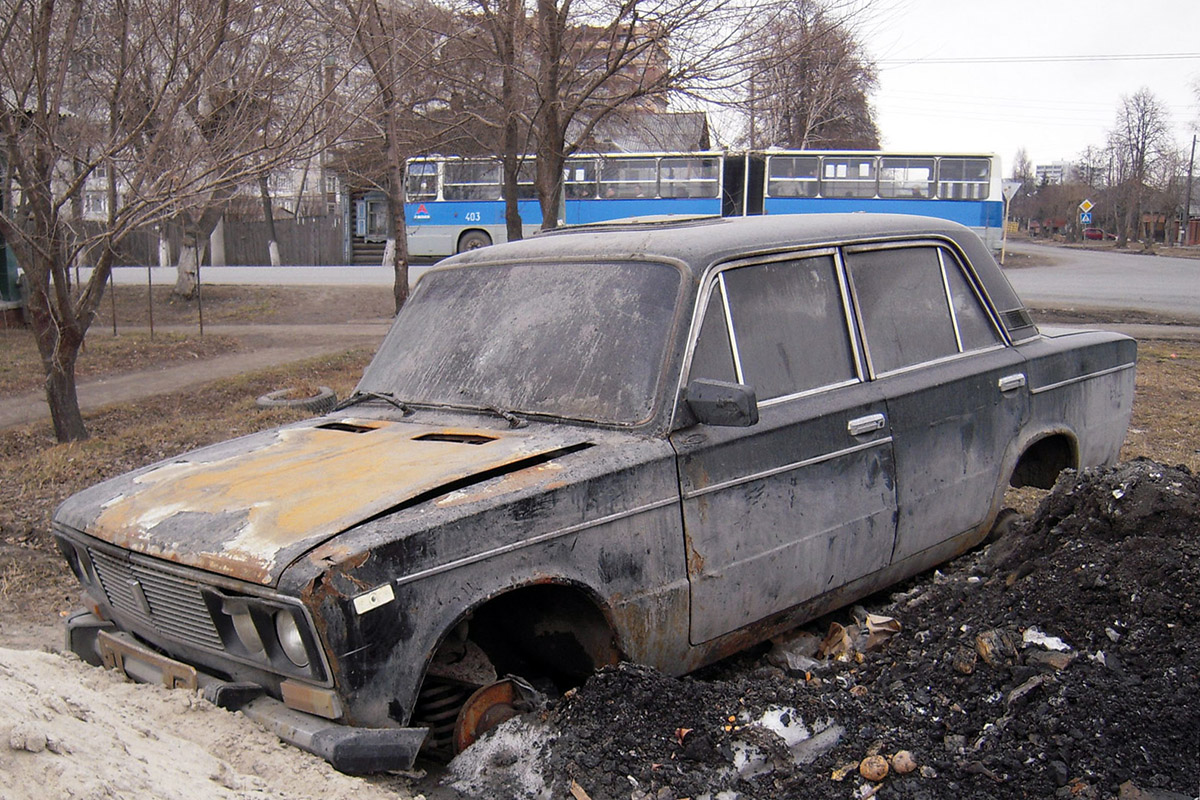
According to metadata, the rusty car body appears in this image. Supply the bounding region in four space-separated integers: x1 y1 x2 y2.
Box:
54 214 1136 772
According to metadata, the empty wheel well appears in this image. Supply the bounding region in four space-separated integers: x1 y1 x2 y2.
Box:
467 584 622 687
1010 434 1077 489
410 584 621 757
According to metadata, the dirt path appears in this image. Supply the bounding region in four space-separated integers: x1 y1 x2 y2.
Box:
0 322 390 430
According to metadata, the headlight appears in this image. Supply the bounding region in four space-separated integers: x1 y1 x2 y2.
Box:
275 611 309 668
224 602 266 657
58 540 97 588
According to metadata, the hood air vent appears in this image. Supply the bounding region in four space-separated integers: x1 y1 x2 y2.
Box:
414 432 497 445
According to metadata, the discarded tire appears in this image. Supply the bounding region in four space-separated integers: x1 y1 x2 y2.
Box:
255 386 337 414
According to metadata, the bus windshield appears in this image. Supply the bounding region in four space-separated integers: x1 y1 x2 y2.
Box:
357 260 682 426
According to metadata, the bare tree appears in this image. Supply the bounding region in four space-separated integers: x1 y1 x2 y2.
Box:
741 0 878 149
322 0 469 311
457 0 536 242
1008 147 1035 229
1106 87 1173 248
166 3 332 294
0 0 331 441
527 0 742 229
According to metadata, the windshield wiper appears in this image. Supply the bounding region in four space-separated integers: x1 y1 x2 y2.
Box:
332 391 412 414
485 405 527 428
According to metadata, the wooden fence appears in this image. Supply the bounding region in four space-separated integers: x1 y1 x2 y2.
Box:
81 215 347 267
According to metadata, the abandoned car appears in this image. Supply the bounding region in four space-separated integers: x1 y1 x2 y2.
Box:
54 214 1137 772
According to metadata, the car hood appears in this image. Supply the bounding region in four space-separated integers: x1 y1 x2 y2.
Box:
55 417 593 585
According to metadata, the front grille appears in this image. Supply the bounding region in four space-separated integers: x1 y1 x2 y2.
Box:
89 548 225 651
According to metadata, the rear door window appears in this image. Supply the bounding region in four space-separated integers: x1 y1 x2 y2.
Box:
846 244 1001 376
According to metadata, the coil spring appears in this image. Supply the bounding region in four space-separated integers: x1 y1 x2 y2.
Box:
412 678 471 756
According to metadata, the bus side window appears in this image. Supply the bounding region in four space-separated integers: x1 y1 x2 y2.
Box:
565 159 597 199
938 158 990 200
405 163 438 201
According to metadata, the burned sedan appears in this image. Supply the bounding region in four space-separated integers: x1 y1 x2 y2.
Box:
54 214 1136 772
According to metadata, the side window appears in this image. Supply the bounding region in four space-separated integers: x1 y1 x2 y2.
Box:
689 285 737 384
847 246 959 374
405 162 438 201
444 160 502 200
564 158 597 199
820 156 877 198
721 255 857 401
942 251 1003 351
766 155 819 198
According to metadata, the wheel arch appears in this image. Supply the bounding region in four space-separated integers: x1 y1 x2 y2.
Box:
1009 428 1080 490
407 578 624 756
424 577 624 682
456 228 493 253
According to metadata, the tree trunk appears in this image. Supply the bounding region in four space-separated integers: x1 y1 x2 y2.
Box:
259 174 282 267
502 147 523 242
26 274 89 442
499 0 524 242
43 349 87 442
173 236 208 297
388 152 410 314
534 0 566 231
172 189 237 296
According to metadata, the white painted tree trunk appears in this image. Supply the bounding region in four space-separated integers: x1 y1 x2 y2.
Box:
173 241 206 296
210 217 227 266
158 229 171 268
268 239 281 267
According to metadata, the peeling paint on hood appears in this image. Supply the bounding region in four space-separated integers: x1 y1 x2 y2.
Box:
65 418 589 585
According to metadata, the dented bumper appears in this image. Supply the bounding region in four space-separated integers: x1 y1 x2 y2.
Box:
64 610 428 774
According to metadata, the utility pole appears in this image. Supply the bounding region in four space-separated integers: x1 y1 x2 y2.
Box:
1182 135 1196 247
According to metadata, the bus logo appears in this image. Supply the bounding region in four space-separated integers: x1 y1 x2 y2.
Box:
415 204 430 220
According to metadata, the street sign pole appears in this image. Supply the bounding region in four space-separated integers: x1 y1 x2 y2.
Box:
1001 180 1021 265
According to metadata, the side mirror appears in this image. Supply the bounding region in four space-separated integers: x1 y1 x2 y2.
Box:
685 378 759 427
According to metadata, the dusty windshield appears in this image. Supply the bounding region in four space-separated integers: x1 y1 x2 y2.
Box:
358 260 683 425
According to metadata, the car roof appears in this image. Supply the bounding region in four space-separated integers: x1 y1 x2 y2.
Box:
440 214 982 279
431 213 1036 343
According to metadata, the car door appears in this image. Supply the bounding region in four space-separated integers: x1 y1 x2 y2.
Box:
670 250 899 645
842 242 1029 564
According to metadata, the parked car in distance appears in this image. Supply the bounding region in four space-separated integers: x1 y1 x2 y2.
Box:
1083 227 1116 241
53 214 1137 773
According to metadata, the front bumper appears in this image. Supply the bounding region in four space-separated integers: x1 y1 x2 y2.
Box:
65 610 428 774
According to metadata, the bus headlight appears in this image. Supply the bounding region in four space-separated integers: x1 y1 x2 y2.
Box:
275 611 309 668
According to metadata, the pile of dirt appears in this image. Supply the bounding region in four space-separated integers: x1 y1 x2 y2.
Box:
443 459 1200 800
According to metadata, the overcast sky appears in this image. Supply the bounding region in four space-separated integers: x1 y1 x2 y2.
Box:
863 0 1200 172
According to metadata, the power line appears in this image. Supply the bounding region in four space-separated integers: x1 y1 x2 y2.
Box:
879 52 1200 67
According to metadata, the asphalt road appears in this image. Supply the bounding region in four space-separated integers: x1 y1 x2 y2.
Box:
83 240 1200 322
1002 240 1200 322
15 241 1197 431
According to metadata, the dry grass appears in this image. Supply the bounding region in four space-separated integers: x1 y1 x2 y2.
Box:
1122 339 1200 472
91 284 394 328
0 330 241 395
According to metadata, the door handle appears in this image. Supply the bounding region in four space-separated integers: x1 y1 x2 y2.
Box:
847 413 886 436
998 373 1027 393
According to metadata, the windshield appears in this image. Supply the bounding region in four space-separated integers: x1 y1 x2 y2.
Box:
358 260 683 425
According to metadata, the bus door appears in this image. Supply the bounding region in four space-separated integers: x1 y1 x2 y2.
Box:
721 154 766 217
745 155 765 215
721 155 744 217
